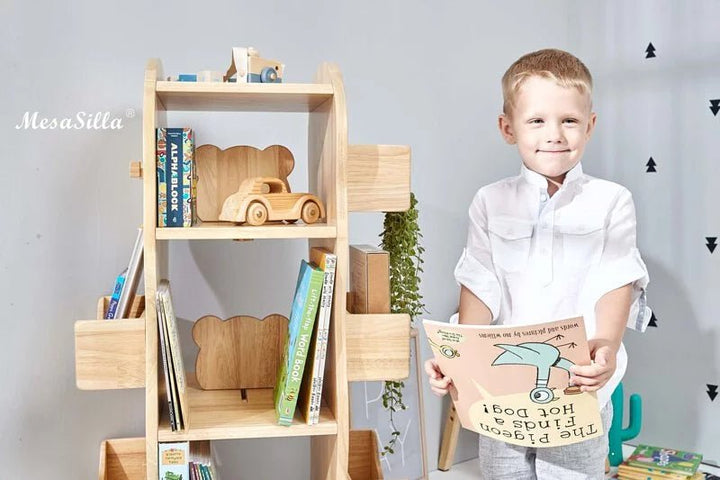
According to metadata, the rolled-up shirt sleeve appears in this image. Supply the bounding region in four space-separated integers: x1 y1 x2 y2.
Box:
581 188 652 331
453 190 502 321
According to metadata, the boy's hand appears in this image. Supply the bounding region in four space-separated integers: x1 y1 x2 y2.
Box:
424 358 452 396
569 339 618 392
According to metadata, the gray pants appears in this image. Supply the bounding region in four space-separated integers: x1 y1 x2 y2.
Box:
477 402 613 480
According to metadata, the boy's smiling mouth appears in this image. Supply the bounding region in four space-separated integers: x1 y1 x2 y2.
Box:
537 149 571 153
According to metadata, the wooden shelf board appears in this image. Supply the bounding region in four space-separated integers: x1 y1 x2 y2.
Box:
156 221 337 240
158 376 337 441
155 82 334 112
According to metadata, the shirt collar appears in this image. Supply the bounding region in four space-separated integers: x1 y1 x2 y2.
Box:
520 161 584 189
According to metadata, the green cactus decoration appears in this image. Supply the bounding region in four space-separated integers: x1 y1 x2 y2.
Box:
608 382 642 466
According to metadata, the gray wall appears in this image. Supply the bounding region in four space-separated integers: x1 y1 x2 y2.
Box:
1 1 717 478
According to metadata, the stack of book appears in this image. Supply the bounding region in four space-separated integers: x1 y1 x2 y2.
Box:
157 280 189 431
158 441 218 480
274 248 337 426
618 444 704 480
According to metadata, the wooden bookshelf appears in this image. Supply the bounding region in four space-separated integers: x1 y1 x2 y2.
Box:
75 57 412 480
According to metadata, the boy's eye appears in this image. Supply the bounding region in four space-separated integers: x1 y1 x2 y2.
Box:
564 118 579 124
528 119 544 124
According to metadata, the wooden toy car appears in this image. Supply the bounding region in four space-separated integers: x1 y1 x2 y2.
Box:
219 177 325 226
224 47 284 83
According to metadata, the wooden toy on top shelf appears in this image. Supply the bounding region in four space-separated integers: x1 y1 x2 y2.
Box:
219 177 325 226
224 47 284 84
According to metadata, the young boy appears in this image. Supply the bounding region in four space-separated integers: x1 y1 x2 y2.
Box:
425 49 651 479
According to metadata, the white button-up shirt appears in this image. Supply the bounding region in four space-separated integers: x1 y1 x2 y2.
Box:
453 161 651 407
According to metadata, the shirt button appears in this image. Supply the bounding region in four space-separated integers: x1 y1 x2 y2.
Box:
540 193 548 201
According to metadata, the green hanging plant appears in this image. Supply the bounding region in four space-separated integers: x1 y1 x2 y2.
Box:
378 192 426 456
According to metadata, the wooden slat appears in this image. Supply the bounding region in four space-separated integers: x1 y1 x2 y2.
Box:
346 313 411 381
74 319 145 390
101 438 146 480
348 430 383 480
309 62 350 480
347 145 410 212
437 404 460 471
143 57 163 480
157 374 337 441
155 81 333 112
156 222 336 240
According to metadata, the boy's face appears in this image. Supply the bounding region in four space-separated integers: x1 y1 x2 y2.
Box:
498 76 596 184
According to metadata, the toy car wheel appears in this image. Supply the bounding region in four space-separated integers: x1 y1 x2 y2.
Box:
260 66 278 83
300 200 321 224
246 201 268 226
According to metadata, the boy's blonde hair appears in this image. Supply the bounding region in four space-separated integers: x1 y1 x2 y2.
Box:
502 48 593 116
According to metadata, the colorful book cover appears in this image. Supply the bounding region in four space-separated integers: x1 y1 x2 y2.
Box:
274 260 324 426
618 464 689 480
104 268 127 319
156 129 167 227
159 128 194 228
423 316 603 448
625 444 703 476
158 442 189 480
180 128 196 227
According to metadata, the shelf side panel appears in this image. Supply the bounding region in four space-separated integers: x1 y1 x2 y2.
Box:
309 61 350 480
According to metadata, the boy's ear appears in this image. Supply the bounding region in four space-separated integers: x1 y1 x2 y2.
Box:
585 112 597 139
498 114 516 144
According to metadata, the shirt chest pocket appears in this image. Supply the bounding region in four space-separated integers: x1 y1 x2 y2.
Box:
555 218 605 269
487 217 534 273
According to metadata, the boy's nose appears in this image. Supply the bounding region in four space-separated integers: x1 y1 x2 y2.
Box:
545 124 564 143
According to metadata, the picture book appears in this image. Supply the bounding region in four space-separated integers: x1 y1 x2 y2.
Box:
298 247 337 425
157 128 195 228
158 442 189 480
104 268 127 319
158 280 189 430
625 444 703 476
115 227 144 319
423 316 603 447
618 464 696 480
274 260 324 426
156 295 177 431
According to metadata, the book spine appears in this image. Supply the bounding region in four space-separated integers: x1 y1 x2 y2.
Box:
167 129 183 227
105 269 127 319
311 253 336 424
160 281 188 430
156 295 176 431
156 128 167 227
181 128 195 227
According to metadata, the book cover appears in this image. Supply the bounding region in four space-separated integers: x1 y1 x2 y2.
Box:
156 295 177 431
298 248 337 425
625 444 703 476
115 227 144 319
157 128 194 228
156 129 168 227
159 280 189 430
158 442 189 480
274 260 324 426
104 268 127 319
423 316 603 447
